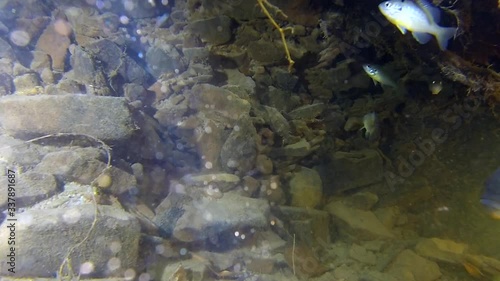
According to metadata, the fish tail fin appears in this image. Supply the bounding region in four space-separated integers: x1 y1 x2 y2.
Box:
435 26 457 50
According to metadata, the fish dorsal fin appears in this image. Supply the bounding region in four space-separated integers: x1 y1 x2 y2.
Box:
415 0 441 24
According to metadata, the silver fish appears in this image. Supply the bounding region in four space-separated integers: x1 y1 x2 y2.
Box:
362 64 397 88
361 112 380 141
429 80 443 95
379 0 457 50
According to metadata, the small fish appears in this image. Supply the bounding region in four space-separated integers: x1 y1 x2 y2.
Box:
480 168 500 219
429 80 443 95
361 112 380 141
379 0 457 50
156 13 170 27
363 64 397 88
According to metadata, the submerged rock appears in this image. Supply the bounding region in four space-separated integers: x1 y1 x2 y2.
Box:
35 22 71 71
325 201 394 240
220 118 257 174
220 117 257 175
154 190 270 247
180 172 240 192
187 16 233 45
415 237 468 264
0 171 57 209
288 103 326 120
13 73 41 94
83 39 147 85
276 206 331 247
253 105 292 144
386 249 442 281
321 149 384 193
145 46 186 79
35 147 137 196
289 166 323 209
0 95 135 142
0 204 140 277
189 84 251 124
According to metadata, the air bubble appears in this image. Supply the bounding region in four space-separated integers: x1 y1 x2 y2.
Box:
79 262 95 275
172 183 186 194
96 0 105 9
234 263 242 272
119 15 130 25
227 160 237 168
124 0 135 11
19 214 33 227
155 244 165 254
54 19 72 36
107 257 121 271
176 143 184 150
62 208 81 224
124 269 136 280
179 248 187 255
160 84 168 93
139 273 152 281
10 30 30 47
205 161 213 169
109 241 122 254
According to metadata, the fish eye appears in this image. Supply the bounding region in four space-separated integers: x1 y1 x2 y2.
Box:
385 2 389 6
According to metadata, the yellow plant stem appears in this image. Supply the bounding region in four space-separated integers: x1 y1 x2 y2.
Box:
257 0 295 72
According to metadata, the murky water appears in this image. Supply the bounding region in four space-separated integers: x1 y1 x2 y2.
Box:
399 115 500 259
0 0 499 280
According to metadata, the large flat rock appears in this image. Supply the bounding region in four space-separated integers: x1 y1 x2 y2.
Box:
0 204 140 277
0 95 135 142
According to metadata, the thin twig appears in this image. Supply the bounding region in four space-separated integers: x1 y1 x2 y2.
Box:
292 233 296 276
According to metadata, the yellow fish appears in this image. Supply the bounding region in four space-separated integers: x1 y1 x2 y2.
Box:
379 0 457 50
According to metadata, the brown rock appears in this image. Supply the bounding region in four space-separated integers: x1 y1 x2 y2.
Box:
255 154 273 174
36 23 71 71
386 249 442 281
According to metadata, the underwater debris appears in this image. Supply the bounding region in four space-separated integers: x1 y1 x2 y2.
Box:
438 52 500 107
